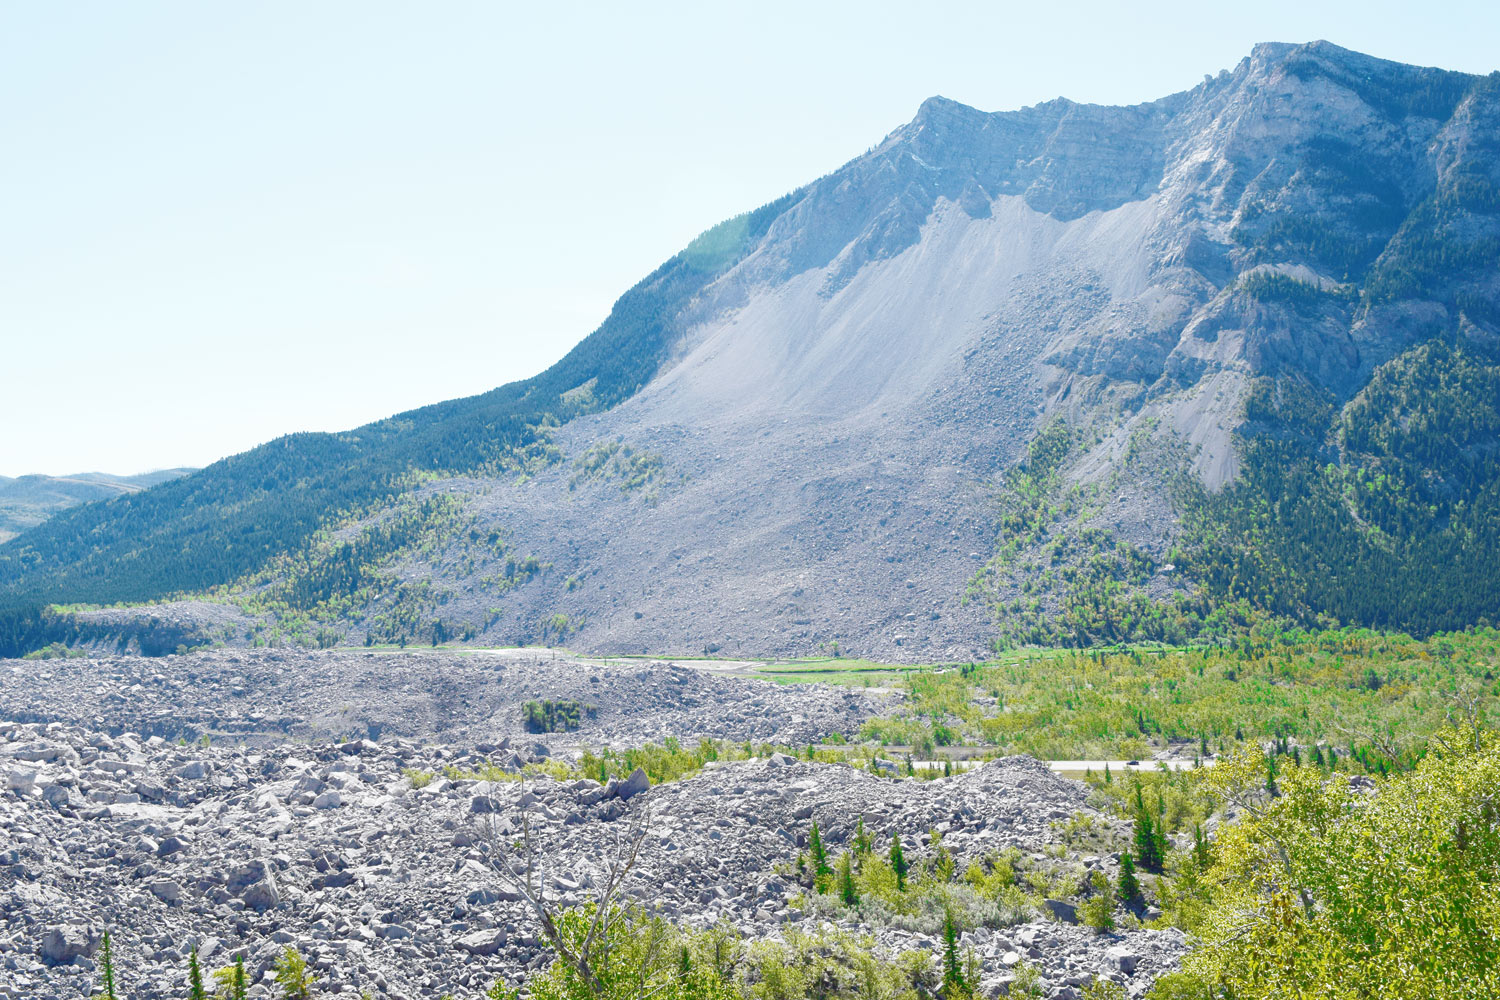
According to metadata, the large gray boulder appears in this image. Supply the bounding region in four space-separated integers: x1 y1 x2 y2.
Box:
229 858 280 911
616 767 650 801
457 929 507 956
40 926 96 965
1043 899 1079 924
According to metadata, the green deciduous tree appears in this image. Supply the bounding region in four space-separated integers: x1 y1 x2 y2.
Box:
273 946 317 999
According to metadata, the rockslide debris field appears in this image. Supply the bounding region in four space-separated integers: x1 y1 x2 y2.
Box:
1 651 1187 999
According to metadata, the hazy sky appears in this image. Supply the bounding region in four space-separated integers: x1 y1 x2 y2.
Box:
4 1 1497 476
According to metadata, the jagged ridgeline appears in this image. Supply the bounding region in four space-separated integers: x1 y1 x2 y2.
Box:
5 41 1500 658
0 196 796 654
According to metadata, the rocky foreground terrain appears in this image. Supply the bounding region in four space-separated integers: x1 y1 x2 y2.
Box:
1 652 1187 998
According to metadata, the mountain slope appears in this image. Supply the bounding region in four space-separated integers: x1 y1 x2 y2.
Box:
4 41 1499 658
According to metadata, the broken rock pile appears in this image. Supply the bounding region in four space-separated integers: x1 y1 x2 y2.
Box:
1 720 1185 999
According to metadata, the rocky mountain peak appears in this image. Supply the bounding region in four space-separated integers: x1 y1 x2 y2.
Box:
4 43 1496 664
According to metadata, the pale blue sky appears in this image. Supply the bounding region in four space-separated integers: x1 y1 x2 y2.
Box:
4 1 1497 476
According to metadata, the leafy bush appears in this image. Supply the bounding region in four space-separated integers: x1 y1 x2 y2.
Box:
512 905 933 1000
273 946 317 999
1160 727 1500 998
863 627 1500 760
522 699 597 733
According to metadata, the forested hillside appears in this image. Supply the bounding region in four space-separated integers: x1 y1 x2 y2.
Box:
1184 338 1500 633
0 468 193 543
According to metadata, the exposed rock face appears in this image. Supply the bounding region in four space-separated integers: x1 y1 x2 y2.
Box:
288 41 1494 663
13 43 1497 664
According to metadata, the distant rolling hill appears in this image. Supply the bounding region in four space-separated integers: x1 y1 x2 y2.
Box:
0 469 196 544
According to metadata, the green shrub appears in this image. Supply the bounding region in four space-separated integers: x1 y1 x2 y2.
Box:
273 946 317 1000
522 699 596 733
513 905 932 1000
1080 872 1115 933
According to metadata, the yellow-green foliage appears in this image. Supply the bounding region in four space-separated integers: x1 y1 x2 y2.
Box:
862 629 1500 759
272 947 316 1000
450 739 871 792
961 849 1022 900
512 905 933 1000
575 738 735 785
1160 728 1500 999
569 439 666 494
802 835 1039 932
1086 769 1219 836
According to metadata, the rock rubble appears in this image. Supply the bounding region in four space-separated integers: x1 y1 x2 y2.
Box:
1 718 1185 999
1 653 1185 998
0 649 888 747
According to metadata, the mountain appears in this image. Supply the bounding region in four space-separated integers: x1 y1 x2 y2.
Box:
3 40 1498 659
0 469 195 544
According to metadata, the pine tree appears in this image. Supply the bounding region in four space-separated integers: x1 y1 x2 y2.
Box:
943 758 953 777
1103 762 1113 784
941 909 966 997
1133 808 1165 872
188 945 207 1000
233 954 248 1000
854 815 872 855
890 832 909 891
808 820 831 878
1191 822 1212 870
838 853 859 906
99 931 118 1000
1117 852 1141 901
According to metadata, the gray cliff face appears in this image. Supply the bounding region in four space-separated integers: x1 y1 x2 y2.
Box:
139 42 1500 662
359 42 1498 662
